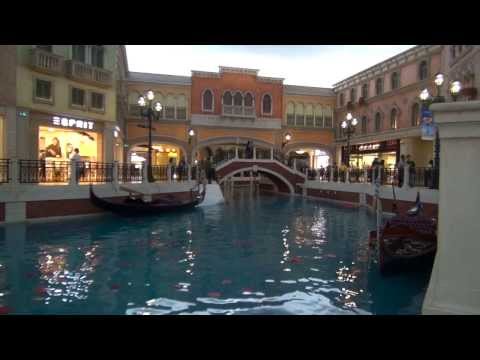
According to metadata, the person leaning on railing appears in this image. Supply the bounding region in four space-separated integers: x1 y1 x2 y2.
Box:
70 148 84 183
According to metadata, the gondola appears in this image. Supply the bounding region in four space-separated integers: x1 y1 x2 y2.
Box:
378 216 437 274
89 184 206 216
369 192 437 274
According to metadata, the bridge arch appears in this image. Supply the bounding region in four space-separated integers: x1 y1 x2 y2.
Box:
127 135 190 162
193 136 274 160
218 165 295 194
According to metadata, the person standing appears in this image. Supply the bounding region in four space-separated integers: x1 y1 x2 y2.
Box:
406 155 416 187
70 148 84 183
396 154 406 187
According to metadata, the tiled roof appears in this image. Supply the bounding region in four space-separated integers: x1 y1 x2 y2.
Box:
127 72 191 85
284 85 335 97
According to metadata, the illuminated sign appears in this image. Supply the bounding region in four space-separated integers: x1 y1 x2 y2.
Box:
358 144 380 151
52 116 94 130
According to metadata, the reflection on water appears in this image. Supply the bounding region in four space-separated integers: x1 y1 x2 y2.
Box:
0 189 431 315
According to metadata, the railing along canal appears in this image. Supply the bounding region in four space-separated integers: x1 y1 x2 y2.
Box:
0 159 10 184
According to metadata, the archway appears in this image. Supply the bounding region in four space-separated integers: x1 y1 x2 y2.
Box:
127 136 189 166
283 142 334 170
218 165 295 194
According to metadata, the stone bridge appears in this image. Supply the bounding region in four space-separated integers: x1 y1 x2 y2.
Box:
215 159 306 194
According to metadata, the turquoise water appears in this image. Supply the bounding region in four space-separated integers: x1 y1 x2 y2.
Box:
0 190 431 315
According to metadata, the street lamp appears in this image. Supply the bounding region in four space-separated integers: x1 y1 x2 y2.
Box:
282 132 292 149
341 112 357 167
449 80 462 102
137 90 162 183
434 73 445 102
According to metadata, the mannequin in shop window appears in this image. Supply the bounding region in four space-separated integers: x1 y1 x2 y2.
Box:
46 137 62 158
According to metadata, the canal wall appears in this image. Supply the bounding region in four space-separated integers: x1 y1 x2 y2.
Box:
304 180 439 217
0 181 197 224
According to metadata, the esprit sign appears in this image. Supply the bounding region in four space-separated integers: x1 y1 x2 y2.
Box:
52 116 94 130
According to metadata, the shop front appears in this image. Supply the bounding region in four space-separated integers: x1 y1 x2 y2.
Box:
32 113 104 163
342 140 400 168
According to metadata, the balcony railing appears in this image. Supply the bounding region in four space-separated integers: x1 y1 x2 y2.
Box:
222 105 255 118
307 165 438 189
78 162 114 183
30 48 64 75
0 159 10 184
19 160 71 184
65 60 113 87
118 163 143 183
152 165 168 181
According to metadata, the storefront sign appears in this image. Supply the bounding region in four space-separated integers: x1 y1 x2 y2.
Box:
346 140 399 155
52 116 94 130
421 109 436 141
358 143 380 151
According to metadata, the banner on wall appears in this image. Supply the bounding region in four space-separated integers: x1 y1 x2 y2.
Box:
421 108 436 141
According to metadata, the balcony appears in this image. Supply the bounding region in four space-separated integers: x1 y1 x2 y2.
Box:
65 60 113 88
222 105 255 119
30 48 64 75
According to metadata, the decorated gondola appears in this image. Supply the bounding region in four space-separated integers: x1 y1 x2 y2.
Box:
89 184 206 216
369 192 437 274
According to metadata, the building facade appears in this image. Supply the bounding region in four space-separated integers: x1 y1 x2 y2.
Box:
124 66 336 169
333 45 443 168
10 45 125 164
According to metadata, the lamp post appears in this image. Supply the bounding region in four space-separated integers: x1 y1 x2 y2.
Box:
282 132 292 149
137 90 162 183
341 112 358 167
449 80 462 102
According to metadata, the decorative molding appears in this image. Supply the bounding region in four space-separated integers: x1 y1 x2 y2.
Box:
219 66 259 76
191 114 281 130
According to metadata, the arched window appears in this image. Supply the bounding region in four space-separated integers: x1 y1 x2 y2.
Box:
165 94 175 119
361 116 368 134
391 72 399 90
262 94 272 115
350 88 356 103
233 92 243 106
411 103 420 126
244 92 254 107
305 104 314 127
202 89 213 112
223 91 232 105
314 105 323 127
375 78 383 96
361 83 368 99
375 112 382 132
390 108 397 129
339 93 345 107
286 102 295 125
295 103 304 126
419 61 428 81
324 106 333 128
176 94 187 120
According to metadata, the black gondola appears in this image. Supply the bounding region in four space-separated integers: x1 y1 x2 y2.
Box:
89 184 206 216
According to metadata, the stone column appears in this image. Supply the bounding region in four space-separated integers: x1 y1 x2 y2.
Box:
112 161 119 187
423 101 480 315
9 157 18 185
402 164 410 189
103 123 115 163
293 158 297 171
142 161 148 184
69 160 77 186
235 146 239 159
270 148 274 160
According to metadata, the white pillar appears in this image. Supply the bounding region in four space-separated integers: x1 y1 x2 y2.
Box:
167 165 172 183
423 101 480 315
235 146 239 159
142 161 148 184
69 160 76 186
293 158 297 171
402 164 410 189
112 161 118 187
346 168 350 183
9 158 18 185
270 148 274 160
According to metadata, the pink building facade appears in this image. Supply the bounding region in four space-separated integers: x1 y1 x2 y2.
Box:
333 45 443 168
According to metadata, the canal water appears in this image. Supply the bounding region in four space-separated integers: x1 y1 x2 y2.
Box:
0 189 431 315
